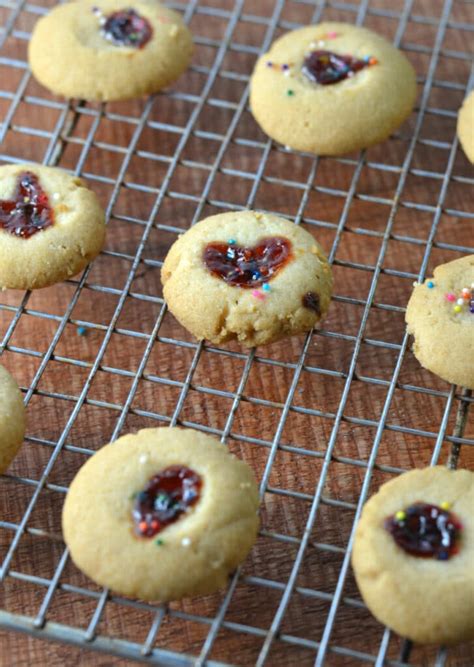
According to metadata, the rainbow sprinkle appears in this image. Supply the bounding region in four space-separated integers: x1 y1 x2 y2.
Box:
252 289 265 301
444 283 474 315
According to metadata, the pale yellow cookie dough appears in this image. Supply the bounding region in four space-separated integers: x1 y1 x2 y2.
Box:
406 255 474 389
352 467 474 645
28 0 193 102
0 163 105 290
62 428 260 602
161 210 333 347
457 90 474 163
249 22 417 155
0 364 25 473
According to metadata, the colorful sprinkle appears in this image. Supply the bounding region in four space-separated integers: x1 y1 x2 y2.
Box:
426 281 435 289
287 89 295 96
156 538 164 546
395 510 406 522
440 501 451 510
454 305 462 313
77 326 87 336
266 60 273 67
262 283 271 292
369 56 378 66
445 292 456 302
252 289 266 300
326 31 339 39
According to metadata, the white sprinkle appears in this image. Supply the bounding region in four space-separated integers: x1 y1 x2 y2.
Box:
53 192 60 201
283 69 291 77
181 537 192 547
457 298 464 306
412 281 420 287
318 40 326 47
139 454 148 464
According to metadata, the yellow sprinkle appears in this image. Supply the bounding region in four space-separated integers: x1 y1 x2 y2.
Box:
395 510 406 521
440 501 451 510
453 305 462 313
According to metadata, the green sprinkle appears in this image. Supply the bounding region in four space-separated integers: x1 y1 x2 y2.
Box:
156 538 165 546
286 89 295 96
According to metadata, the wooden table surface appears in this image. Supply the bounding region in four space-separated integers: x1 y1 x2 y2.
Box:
0 0 473 665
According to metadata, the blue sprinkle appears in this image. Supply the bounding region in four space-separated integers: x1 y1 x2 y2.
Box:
252 271 261 280
426 281 435 289
262 283 271 292
77 326 87 336
227 238 236 245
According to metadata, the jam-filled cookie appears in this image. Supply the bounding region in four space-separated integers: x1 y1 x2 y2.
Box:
352 466 474 645
28 0 193 102
0 364 25 474
249 23 416 155
406 255 474 389
62 428 260 601
0 164 105 290
161 210 333 347
457 90 474 164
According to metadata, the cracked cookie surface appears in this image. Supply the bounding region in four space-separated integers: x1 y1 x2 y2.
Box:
0 163 105 290
0 364 25 474
161 210 333 347
62 427 260 601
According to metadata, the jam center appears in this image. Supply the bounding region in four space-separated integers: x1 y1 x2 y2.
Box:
133 466 202 538
0 171 54 239
385 502 462 560
101 9 153 48
203 237 293 288
302 50 369 85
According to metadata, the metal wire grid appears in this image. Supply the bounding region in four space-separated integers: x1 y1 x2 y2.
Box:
0 0 473 664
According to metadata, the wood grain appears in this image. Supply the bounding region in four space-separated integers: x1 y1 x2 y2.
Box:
0 0 473 665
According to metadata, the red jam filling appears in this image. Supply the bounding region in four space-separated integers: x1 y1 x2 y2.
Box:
0 171 54 239
203 237 292 288
133 466 202 538
302 291 321 315
385 502 462 561
302 50 369 85
101 9 153 48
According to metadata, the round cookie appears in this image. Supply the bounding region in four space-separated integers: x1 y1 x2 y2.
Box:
0 163 105 290
457 90 474 163
405 255 474 389
62 428 260 601
161 210 333 347
352 466 474 645
28 1 193 102
249 22 417 156
0 364 25 474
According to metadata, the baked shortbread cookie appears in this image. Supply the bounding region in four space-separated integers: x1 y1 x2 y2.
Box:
161 210 333 347
249 22 417 155
63 428 260 601
0 164 105 290
28 0 193 102
0 364 25 474
352 466 474 645
457 90 474 163
406 255 474 389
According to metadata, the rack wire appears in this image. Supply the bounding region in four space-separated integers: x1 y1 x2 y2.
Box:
0 0 473 664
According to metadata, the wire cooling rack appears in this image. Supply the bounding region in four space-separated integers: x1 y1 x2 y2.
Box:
0 0 473 665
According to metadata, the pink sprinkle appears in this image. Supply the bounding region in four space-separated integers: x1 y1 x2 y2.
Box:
445 293 456 302
326 31 339 38
252 290 265 300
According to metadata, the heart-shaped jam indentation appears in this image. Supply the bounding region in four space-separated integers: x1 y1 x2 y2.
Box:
133 466 202 538
385 502 462 561
302 50 369 85
203 237 292 288
101 9 153 49
0 171 54 239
